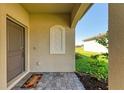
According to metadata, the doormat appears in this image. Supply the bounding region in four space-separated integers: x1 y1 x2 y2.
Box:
21 74 43 89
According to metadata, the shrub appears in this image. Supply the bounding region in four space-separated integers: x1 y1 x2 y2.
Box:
75 53 83 59
76 54 108 80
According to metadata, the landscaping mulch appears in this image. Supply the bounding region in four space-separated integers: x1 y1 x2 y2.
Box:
75 72 108 90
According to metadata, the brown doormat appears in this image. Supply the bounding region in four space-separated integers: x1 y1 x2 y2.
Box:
21 74 43 89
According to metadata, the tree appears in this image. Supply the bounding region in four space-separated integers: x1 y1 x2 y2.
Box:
96 32 108 49
96 32 108 57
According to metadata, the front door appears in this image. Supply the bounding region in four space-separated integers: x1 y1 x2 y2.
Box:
7 18 25 82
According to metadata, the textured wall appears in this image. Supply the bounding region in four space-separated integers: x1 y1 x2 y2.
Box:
109 4 124 89
30 14 75 72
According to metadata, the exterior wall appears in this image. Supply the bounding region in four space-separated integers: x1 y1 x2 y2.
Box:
0 4 29 89
0 3 76 89
84 40 108 53
30 14 75 72
109 4 124 89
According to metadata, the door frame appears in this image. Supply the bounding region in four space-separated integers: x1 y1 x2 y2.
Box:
6 15 29 87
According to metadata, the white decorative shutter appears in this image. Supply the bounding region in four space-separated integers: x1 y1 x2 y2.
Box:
50 25 65 54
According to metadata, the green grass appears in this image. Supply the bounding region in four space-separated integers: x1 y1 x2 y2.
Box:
75 47 99 57
75 47 108 80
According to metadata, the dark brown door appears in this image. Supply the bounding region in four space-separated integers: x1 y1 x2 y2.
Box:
7 19 25 82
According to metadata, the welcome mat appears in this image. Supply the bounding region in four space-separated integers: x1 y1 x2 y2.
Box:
21 74 43 89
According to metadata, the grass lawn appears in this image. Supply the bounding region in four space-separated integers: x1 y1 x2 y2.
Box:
75 47 108 80
75 47 99 57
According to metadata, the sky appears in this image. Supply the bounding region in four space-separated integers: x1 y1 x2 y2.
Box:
75 3 108 45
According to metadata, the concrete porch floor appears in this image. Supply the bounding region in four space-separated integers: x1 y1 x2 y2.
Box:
12 72 85 90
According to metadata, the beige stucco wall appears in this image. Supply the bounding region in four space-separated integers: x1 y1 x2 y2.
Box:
0 4 76 89
109 4 124 90
0 4 29 89
30 14 75 72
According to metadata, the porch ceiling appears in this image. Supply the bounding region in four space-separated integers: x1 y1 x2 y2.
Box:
21 4 75 14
